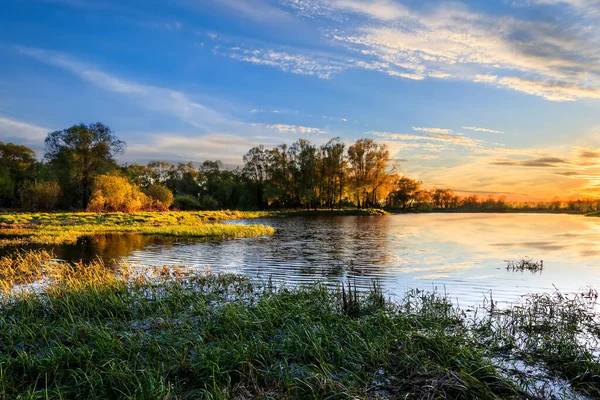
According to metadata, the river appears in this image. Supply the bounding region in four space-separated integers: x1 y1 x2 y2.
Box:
46 213 600 306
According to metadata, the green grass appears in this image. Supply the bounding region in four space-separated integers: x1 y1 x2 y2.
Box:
0 211 276 246
2 250 599 399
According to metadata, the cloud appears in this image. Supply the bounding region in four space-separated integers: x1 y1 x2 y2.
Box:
17 47 241 132
275 0 600 102
126 133 275 164
372 130 485 148
491 156 568 167
0 116 49 143
413 127 453 135
219 47 345 79
463 126 504 134
578 149 600 159
254 123 326 135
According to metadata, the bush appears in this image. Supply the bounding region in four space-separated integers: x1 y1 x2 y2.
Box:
173 194 201 211
146 185 174 209
18 181 61 211
87 174 150 212
199 194 219 210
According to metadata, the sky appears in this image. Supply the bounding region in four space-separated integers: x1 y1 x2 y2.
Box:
1 0 600 201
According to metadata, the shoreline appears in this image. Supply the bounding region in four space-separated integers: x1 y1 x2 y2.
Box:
0 250 598 399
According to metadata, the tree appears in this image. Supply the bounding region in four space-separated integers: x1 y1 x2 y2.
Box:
319 138 346 208
243 145 269 209
289 139 318 208
0 142 38 207
387 176 423 209
146 184 174 210
87 174 148 212
44 123 125 209
347 139 393 208
18 181 61 211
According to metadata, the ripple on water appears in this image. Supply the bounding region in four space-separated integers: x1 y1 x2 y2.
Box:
42 213 600 306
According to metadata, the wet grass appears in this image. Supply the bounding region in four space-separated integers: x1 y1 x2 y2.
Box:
2 251 599 399
473 289 600 398
0 211 275 246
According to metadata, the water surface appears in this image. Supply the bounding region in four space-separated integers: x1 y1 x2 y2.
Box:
49 213 600 305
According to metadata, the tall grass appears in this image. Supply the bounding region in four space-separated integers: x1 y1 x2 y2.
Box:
0 250 517 399
1 250 598 398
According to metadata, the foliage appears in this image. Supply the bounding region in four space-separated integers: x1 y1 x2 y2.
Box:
87 174 150 212
146 184 174 209
44 122 125 208
4 127 600 213
0 142 37 207
173 194 202 210
17 180 61 211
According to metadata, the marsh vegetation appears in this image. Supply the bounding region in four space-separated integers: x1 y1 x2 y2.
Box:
0 211 275 246
0 250 599 399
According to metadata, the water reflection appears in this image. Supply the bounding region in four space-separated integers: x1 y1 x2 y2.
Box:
41 214 600 305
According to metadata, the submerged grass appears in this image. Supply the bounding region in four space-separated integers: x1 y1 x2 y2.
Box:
2 251 599 399
0 211 275 246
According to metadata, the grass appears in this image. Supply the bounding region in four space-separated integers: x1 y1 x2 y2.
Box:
0 209 388 246
278 208 389 217
1 250 599 399
0 211 276 246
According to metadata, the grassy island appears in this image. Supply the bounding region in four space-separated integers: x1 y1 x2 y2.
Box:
0 211 275 246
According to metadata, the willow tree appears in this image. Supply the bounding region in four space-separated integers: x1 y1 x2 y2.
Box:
44 123 125 209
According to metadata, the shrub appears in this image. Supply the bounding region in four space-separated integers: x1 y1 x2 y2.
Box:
199 194 219 210
146 184 174 209
18 181 61 211
87 174 150 212
173 194 201 210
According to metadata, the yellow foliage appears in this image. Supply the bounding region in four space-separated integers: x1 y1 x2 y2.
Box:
87 174 151 212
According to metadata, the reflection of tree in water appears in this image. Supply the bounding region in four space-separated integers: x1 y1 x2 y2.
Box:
54 234 173 263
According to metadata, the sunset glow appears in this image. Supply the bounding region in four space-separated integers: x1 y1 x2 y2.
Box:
2 0 600 200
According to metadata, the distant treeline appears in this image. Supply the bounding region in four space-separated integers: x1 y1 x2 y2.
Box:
1 122 599 213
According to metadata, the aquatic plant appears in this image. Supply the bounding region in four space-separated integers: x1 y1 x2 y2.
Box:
505 257 544 273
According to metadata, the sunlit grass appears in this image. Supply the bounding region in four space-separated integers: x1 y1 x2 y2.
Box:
0 211 276 246
1 250 598 398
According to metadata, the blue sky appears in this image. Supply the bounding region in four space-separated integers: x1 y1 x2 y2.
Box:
1 0 600 200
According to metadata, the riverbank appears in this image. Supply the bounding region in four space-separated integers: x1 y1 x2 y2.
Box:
1 250 598 399
0 211 275 246
0 209 390 246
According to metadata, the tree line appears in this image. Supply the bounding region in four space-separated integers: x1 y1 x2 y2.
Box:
1 122 600 213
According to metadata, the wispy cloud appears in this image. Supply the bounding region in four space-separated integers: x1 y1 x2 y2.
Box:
463 126 504 134
17 47 241 132
413 127 453 135
126 133 276 164
491 156 568 167
254 123 326 135
219 47 345 79
0 116 50 144
372 130 484 148
245 0 600 102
